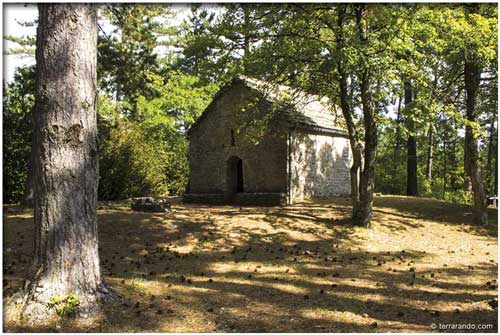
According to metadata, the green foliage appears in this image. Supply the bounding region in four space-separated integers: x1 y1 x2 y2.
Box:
49 293 80 318
137 70 218 128
4 34 36 56
98 118 171 199
3 4 497 208
97 72 217 200
97 4 177 118
2 66 35 203
3 6 219 203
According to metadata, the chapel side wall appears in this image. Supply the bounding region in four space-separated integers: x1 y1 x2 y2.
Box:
290 130 352 202
188 83 288 195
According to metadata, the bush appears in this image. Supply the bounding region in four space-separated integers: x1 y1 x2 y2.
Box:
2 66 35 204
97 95 190 200
98 119 188 200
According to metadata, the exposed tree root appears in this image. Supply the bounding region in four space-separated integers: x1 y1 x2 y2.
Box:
4 283 116 327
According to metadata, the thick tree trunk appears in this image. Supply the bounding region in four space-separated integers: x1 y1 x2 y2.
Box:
426 124 433 182
406 136 418 195
18 4 108 323
464 60 488 224
405 81 418 196
336 6 362 219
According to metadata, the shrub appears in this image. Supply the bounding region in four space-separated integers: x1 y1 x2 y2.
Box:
49 293 80 318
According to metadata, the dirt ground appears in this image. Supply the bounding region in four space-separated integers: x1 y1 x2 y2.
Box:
3 196 498 332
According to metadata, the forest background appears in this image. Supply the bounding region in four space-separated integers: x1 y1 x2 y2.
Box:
3 3 498 207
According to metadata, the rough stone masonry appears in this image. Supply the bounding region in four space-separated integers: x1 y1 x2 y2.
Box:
184 77 352 205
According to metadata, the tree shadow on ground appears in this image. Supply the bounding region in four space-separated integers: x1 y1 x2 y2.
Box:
3 196 498 332
372 196 498 236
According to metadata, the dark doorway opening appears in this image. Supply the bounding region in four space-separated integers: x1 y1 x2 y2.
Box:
236 159 243 192
226 156 244 199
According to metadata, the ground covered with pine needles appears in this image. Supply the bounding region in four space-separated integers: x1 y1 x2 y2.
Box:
3 196 498 332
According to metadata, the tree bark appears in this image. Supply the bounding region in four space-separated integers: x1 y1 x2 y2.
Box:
353 5 377 228
450 139 459 191
494 147 498 196
355 70 378 228
442 137 447 199
335 5 362 219
485 113 496 195
393 94 403 176
405 81 418 196
18 4 108 323
426 123 433 182
464 59 488 224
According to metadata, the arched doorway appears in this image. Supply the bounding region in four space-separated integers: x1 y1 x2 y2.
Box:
226 156 243 199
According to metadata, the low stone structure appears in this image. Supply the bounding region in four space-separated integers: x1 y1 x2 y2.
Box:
131 197 171 212
185 77 352 205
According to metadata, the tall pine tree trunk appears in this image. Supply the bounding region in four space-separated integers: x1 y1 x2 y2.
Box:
18 4 108 322
405 81 418 196
464 59 488 225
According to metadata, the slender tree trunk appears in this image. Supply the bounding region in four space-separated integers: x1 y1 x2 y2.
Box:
22 108 35 207
464 59 488 224
242 6 251 76
405 81 418 196
355 71 378 228
450 139 459 191
442 138 447 199
485 114 496 195
426 124 433 182
339 78 362 218
18 4 109 323
393 94 403 174
353 5 377 228
494 147 498 196
336 5 362 219
22 152 35 207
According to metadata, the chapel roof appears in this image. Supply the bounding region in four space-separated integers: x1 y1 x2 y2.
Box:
187 77 348 137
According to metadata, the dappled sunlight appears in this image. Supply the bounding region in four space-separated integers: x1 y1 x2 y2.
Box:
208 261 298 275
220 277 310 296
3 196 498 332
298 308 377 326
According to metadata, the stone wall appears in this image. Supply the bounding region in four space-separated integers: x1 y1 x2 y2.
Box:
290 130 352 202
187 82 288 199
